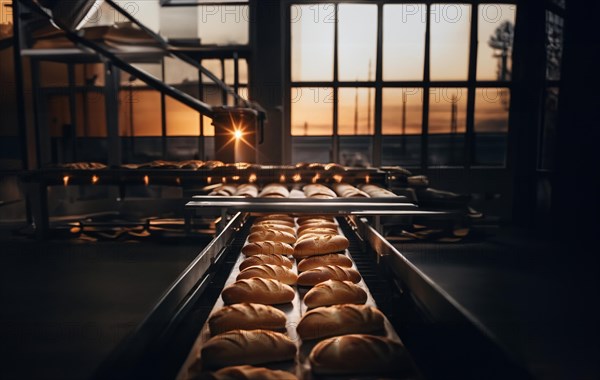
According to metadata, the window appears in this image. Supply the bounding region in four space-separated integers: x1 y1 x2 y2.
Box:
288 2 517 168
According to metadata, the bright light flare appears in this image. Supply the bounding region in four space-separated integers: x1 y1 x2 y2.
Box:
333 174 343 183
234 129 243 140
91 175 99 184
63 176 70 186
144 175 149 186
249 174 257 183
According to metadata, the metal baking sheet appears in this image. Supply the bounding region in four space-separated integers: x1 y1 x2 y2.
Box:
175 217 421 380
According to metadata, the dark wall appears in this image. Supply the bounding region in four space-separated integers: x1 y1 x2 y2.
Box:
551 3 600 239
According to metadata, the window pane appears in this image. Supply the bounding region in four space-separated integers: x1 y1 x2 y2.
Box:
546 11 564 81
383 4 426 81
198 5 249 45
428 87 467 167
291 87 333 136
338 88 374 135
429 87 467 133
340 136 372 167
291 4 335 82
474 88 510 166
224 58 248 85
292 136 332 164
382 136 422 167
166 97 200 136
338 4 377 81
131 90 162 136
477 4 516 81
430 4 471 81
382 88 423 135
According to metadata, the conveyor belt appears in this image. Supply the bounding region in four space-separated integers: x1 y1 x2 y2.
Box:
92 214 533 380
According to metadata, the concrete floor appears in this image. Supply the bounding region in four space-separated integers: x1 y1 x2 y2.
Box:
0 237 209 380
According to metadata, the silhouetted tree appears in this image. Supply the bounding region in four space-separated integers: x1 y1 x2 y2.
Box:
488 21 514 81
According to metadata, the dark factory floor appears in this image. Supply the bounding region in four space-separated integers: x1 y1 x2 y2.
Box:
0 228 597 380
0 235 211 380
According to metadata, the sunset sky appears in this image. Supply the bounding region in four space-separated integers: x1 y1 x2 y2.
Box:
291 3 515 136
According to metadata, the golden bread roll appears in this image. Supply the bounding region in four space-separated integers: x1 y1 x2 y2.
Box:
234 184 258 198
208 365 298 380
208 303 286 335
258 184 290 198
253 219 296 228
239 254 293 270
309 334 409 375
297 304 385 340
332 183 370 198
209 184 238 196
250 223 296 235
221 278 295 305
236 264 298 285
297 227 338 238
296 232 341 243
247 230 296 244
303 184 337 198
359 184 397 197
303 280 368 308
201 329 296 369
297 253 353 272
297 216 335 225
241 241 294 257
293 235 349 259
254 214 295 223
297 265 361 286
297 222 338 234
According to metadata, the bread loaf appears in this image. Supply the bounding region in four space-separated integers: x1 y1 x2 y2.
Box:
297 305 385 340
234 184 258 198
293 235 349 259
309 334 410 375
208 365 298 380
208 303 286 335
359 184 397 197
303 184 337 198
241 242 294 257
254 214 295 224
258 184 290 198
239 254 293 270
296 233 342 244
247 230 296 244
297 222 338 234
332 183 370 198
297 265 361 286
297 216 335 225
298 227 338 238
303 280 367 308
201 329 296 369
222 278 295 305
209 184 238 196
250 223 296 236
236 264 298 285
297 253 353 272
253 219 296 228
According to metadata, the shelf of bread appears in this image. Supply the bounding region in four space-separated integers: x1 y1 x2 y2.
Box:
175 214 422 380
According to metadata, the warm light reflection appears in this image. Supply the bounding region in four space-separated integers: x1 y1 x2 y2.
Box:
311 173 320 183
207 176 212 184
176 177 181 185
63 176 70 186
249 174 257 183
232 176 240 181
234 129 243 140
333 174 343 183
293 173 302 182
279 174 286 183
215 112 259 159
91 175 99 184
143 175 149 186
365 175 370 184
222 177 227 183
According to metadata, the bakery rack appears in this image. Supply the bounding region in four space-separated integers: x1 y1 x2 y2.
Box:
91 212 533 380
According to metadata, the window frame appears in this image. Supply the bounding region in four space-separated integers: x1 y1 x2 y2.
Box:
284 0 518 169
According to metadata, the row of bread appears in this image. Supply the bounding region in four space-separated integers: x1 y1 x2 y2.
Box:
190 214 413 379
209 183 397 198
55 161 353 171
